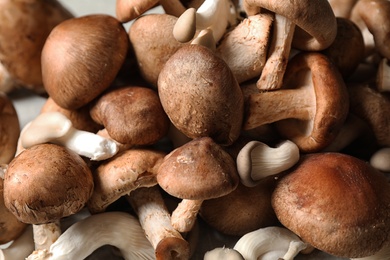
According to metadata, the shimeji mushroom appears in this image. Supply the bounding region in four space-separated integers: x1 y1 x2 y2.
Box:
272 152 390 258
0 0 73 93
127 186 191 260
236 140 300 187
157 137 239 233
243 0 337 90
19 112 118 161
26 211 155 260
233 226 313 260
0 225 34 260
243 52 349 153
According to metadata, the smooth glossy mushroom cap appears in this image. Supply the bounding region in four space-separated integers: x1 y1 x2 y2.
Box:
4 143 94 224
158 44 244 146
275 52 349 153
272 152 390 258
157 137 239 200
0 92 20 164
41 14 129 109
90 86 170 145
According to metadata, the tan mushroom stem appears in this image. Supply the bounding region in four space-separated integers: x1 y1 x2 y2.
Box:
377 58 390 92
127 186 191 260
171 199 203 233
0 225 34 260
257 13 295 90
236 140 300 187
20 112 118 161
32 221 61 251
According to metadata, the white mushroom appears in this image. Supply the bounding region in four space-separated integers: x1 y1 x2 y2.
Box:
0 225 34 260
19 112 118 160
204 247 244 260
233 226 313 260
370 147 390 173
236 140 300 187
26 211 155 260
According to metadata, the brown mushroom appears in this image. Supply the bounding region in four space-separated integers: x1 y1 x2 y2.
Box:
0 0 73 93
41 14 129 109
157 137 239 233
327 0 358 18
272 152 390 258
243 52 349 153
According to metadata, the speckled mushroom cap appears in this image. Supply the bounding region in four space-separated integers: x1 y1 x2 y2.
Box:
272 152 390 258
0 92 20 164
41 14 129 109
4 143 94 224
157 137 239 200
89 86 170 145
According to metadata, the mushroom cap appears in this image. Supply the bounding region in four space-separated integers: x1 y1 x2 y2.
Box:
4 143 94 224
275 52 349 153
243 0 337 51
41 14 129 109
158 44 244 146
0 92 20 164
272 152 390 258
157 137 239 200
89 86 170 145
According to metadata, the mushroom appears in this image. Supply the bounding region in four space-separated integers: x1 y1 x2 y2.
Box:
272 152 390 258
157 137 239 233
0 0 73 93
233 226 313 260
327 0 358 18
41 14 129 109
26 211 155 260
0 92 20 164
157 37 244 146
243 52 349 153
376 58 390 92
19 112 118 161
0 225 34 260
370 147 390 173
87 148 166 214
3 143 94 252
236 139 300 187
0 62 17 93
127 186 191 260
204 247 244 260
243 0 337 90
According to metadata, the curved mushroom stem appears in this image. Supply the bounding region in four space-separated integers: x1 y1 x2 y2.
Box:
26 212 155 260
0 225 34 260
171 199 203 233
191 28 217 51
236 140 300 187
233 226 313 260
257 13 295 91
127 186 191 260
32 221 61 251
20 112 118 161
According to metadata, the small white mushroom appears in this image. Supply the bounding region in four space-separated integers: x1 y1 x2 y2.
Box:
204 247 244 260
236 140 300 187
370 147 390 173
0 225 34 260
233 226 313 260
20 112 118 161
26 211 155 260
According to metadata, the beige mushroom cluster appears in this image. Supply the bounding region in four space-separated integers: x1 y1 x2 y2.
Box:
2 0 390 259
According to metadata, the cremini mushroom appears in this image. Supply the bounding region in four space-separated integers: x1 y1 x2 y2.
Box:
233 226 313 260
272 152 390 258
0 0 73 93
19 112 118 161
204 247 244 260
157 137 239 233
244 52 349 153
236 140 300 187
87 148 166 213
370 147 390 173
41 14 129 109
127 186 191 260
243 0 337 90
26 211 155 260
0 225 34 260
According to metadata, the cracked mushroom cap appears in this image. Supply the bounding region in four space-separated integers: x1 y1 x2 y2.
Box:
272 152 390 258
4 143 94 224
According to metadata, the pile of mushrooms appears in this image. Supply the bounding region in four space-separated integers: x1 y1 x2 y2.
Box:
1 0 390 259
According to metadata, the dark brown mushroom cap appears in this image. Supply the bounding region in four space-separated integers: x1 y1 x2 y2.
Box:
158 44 244 146
157 137 239 200
41 14 129 109
89 86 170 145
4 143 94 224
0 92 20 164
272 152 390 258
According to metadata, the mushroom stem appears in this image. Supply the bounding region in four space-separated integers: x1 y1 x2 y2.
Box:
236 140 300 187
127 186 190 260
20 112 118 161
257 13 295 90
0 225 34 260
32 221 61 251
171 199 203 233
